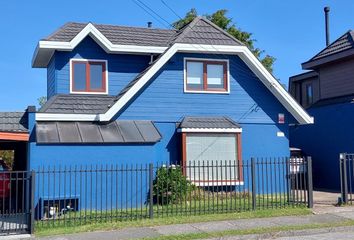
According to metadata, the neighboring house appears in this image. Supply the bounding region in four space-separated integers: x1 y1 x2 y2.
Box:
289 30 354 191
0 17 312 211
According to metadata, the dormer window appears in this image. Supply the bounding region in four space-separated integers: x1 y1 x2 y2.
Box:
184 58 229 93
70 59 108 94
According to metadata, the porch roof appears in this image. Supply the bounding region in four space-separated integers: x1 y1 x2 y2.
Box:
36 120 161 144
178 117 242 133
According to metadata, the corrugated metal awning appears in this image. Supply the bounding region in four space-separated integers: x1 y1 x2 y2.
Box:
36 120 161 144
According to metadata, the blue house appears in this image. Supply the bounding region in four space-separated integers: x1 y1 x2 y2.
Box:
0 17 312 215
289 30 354 191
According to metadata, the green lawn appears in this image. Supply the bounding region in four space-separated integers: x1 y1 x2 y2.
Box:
35 207 310 237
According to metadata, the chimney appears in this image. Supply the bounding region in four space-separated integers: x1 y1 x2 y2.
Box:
324 6 330 46
147 22 152 28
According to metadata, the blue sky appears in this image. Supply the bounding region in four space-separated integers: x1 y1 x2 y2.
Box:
0 0 353 111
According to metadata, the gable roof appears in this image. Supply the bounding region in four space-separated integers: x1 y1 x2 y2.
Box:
0 112 28 133
32 17 243 68
302 30 354 69
44 22 176 47
35 17 313 125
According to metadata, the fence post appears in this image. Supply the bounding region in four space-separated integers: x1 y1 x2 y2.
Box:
149 163 154 219
340 153 348 204
251 158 256 210
306 157 313 208
30 171 35 234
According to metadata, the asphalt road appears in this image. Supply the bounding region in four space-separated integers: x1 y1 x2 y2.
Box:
271 230 354 240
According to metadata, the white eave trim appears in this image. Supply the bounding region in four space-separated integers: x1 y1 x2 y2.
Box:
35 113 99 121
36 43 314 125
32 23 167 67
177 128 242 133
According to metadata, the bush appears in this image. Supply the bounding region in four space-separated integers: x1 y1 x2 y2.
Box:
153 165 194 205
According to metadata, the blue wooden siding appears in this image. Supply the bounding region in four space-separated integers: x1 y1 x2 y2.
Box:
47 57 56 99
117 53 295 125
290 102 354 191
49 36 151 97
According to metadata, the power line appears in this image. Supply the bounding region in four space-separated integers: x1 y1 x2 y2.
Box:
131 0 171 28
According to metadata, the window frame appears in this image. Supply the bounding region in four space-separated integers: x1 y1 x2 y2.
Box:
305 83 313 106
70 59 108 94
181 132 243 185
184 58 230 94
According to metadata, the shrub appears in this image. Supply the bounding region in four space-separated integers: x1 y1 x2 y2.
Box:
153 165 194 205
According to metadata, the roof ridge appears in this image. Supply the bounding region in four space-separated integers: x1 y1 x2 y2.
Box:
43 22 87 41
198 17 244 46
309 30 354 62
171 16 202 44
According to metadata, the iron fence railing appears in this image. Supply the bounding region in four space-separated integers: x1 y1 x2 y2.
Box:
0 171 33 235
31 157 313 229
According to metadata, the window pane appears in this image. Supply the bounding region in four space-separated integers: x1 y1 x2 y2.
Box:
90 64 104 90
306 84 313 104
186 134 238 183
207 64 224 89
73 63 87 91
186 62 203 90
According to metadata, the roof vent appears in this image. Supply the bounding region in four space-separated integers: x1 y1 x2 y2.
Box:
324 6 330 46
147 22 152 28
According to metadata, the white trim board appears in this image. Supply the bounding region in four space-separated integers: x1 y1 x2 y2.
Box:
32 23 167 68
177 128 242 133
35 43 314 125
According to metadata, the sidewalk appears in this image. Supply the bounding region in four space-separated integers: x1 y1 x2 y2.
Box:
25 206 354 240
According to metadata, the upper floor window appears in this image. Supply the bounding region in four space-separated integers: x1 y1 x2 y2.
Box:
71 59 108 94
184 59 229 93
306 83 313 105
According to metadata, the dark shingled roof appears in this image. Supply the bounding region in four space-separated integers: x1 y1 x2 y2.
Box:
179 117 241 129
36 120 161 144
39 95 116 114
44 17 243 48
172 17 243 46
44 22 176 47
311 31 354 61
0 112 28 133
303 30 354 69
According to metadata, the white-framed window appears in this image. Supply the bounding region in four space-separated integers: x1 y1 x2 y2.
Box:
70 59 108 94
182 132 243 186
184 58 230 93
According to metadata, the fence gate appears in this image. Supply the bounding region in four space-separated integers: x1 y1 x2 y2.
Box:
0 171 34 235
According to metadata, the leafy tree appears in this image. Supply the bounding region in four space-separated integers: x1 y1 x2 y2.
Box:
38 96 47 108
173 9 276 73
0 150 14 169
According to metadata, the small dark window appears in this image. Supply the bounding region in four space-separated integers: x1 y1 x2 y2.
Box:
306 84 313 105
71 60 107 93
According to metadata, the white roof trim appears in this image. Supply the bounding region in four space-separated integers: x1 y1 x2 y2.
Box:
35 43 314 124
177 128 242 133
32 23 167 68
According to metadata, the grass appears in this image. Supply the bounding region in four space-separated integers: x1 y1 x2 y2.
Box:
140 220 354 240
35 207 310 237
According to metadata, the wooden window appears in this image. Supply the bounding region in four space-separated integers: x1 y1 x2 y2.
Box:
71 60 107 93
185 59 228 92
182 132 242 185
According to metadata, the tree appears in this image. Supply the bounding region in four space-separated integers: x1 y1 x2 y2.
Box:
173 9 276 73
38 96 47 108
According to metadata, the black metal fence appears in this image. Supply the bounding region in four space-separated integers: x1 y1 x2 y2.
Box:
31 157 313 230
340 153 354 204
0 171 34 235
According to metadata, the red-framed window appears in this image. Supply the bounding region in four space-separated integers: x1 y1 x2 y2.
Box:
181 132 243 185
185 59 228 92
71 60 107 93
